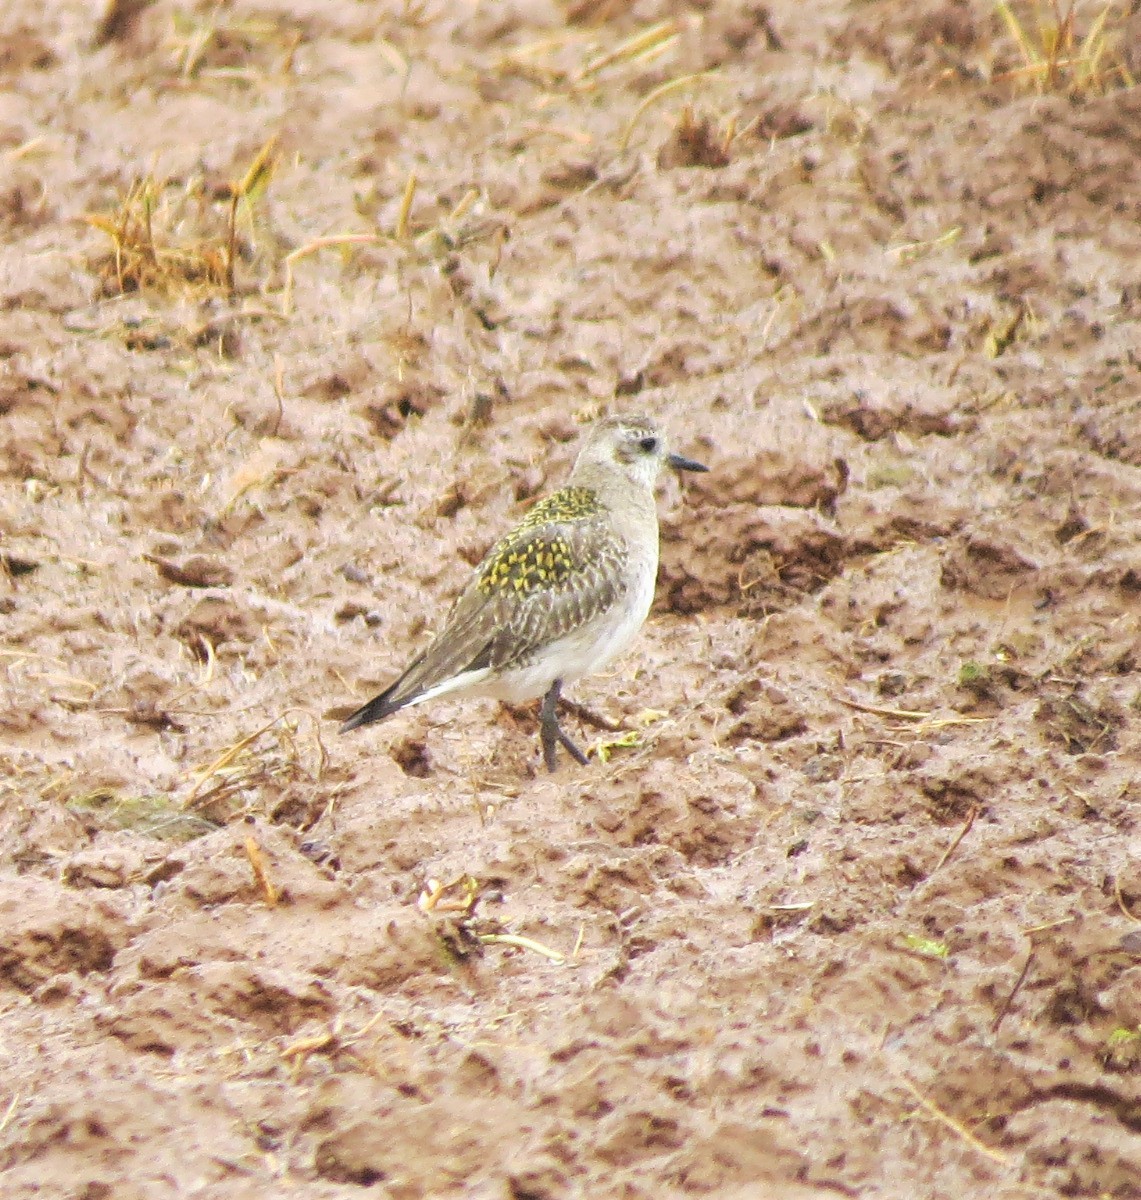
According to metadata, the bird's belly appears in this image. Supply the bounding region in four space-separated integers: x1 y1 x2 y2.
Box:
483 562 657 704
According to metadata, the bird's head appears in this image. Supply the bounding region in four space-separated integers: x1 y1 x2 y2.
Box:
570 415 708 492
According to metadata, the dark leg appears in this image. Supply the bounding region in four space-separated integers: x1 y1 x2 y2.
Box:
558 696 623 733
540 680 589 773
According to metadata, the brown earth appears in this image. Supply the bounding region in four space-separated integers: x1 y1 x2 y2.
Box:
2 0 1141 1196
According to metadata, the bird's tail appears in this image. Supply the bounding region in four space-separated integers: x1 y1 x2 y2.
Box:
339 685 407 734
339 622 493 734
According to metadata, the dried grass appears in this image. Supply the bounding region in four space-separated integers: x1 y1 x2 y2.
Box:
183 710 329 828
994 1 1135 95
84 136 278 298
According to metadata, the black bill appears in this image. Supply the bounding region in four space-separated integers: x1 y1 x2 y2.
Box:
667 452 708 473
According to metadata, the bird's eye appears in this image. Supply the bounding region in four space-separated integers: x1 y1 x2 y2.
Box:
638 436 658 453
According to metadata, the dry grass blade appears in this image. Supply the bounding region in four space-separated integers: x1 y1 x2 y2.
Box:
838 697 933 721
418 874 479 914
1115 876 1141 923
281 233 385 313
1020 915 1077 936
84 179 224 296
991 949 1035 1033
0 1093 20 1135
577 19 679 80
169 8 298 80
394 171 417 241
898 1076 1010 1163
278 1010 386 1078
226 134 278 293
184 711 327 826
996 0 1043 66
929 805 979 876
414 188 487 255
994 1 1134 95
619 71 715 152
186 720 279 805
280 1031 334 1061
479 933 567 964
887 226 963 261
5 137 48 161
279 184 496 313
985 306 1026 357
493 31 584 88
244 835 281 905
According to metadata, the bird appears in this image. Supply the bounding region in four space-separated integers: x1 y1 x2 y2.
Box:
340 414 708 772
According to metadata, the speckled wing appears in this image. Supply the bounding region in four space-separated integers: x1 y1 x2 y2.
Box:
478 512 629 673
340 489 628 730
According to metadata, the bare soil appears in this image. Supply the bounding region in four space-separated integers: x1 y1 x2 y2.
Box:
2 1 1141 1196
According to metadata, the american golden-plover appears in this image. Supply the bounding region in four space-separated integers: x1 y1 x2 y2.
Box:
340 415 707 771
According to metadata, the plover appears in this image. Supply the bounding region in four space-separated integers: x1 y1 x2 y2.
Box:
340 415 707 771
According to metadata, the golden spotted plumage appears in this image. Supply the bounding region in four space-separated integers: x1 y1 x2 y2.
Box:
518 487 604 527
478 488 603 596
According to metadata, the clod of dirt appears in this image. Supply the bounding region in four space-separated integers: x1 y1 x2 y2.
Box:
171 595 259 657
660 506 848 614
1035 691 1122 755
940 533 1039 600
693 448 848 509
0 876 128 990
61 841 150 889
310 1077 493 1190
820 391 967 441
391 737 433 778
657 109 732 170
145 554 234 589
362 382 444 440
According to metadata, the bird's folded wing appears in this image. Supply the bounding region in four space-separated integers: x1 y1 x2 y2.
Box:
383 515 629 707
482 517 628 671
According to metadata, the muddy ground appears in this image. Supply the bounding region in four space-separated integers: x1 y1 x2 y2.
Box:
2 0 1141 1196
